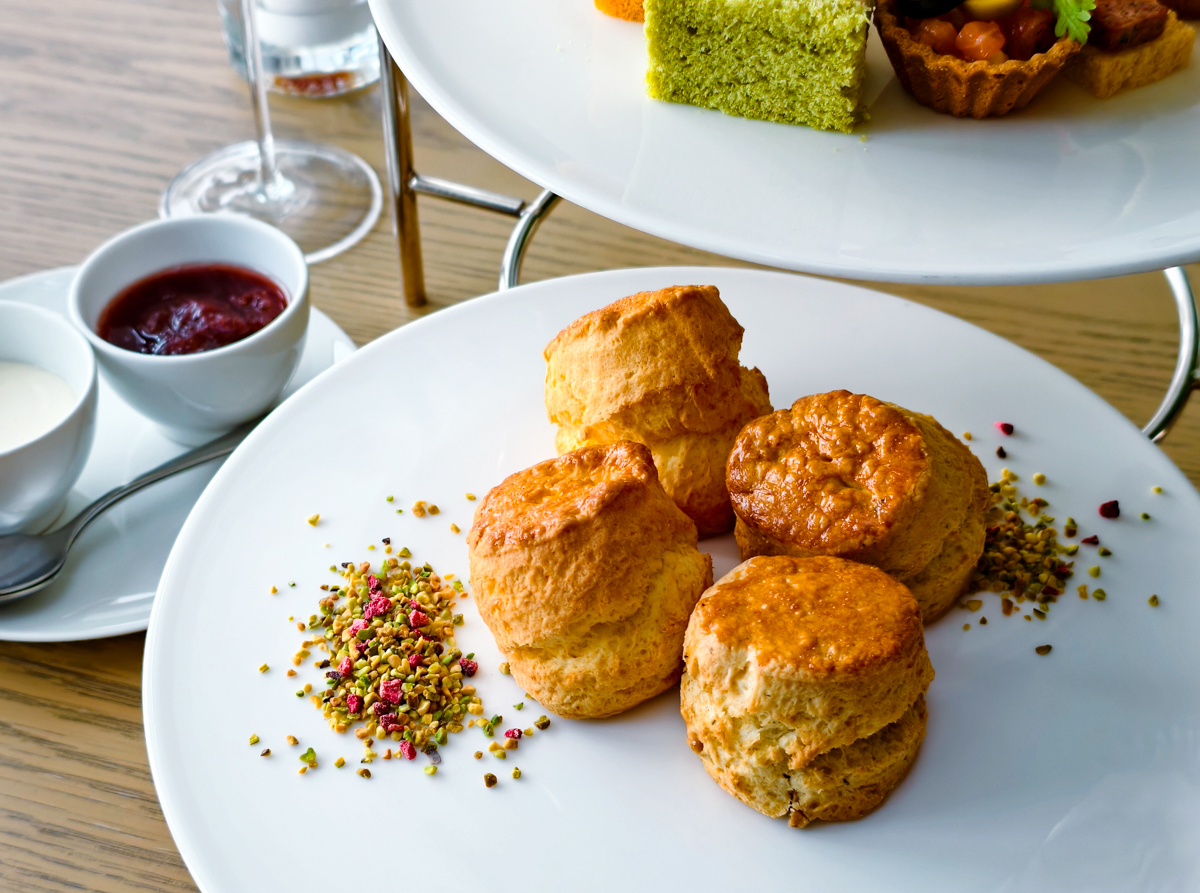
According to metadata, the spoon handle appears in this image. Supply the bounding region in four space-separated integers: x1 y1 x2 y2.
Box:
60 420 260 550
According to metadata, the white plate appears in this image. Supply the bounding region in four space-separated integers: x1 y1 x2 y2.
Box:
372 0 1200 285
0 267 356 642
145 267 1200 893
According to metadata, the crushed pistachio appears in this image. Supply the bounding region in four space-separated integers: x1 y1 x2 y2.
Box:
270 585 277 594
499 662 511 675
249 734 260 745
1033 473 1046 485
1088 566 1101 577
261 749 271 757
1093 588 1107 601
259 664 269 673
307 514 320 526
335 756 345 768
484 773 498 788
1035 645 1052 655
1149 595 1160 607
512 767 522 779
465 493 476 501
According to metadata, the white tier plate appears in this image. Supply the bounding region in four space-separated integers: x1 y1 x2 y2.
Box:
371 0 1200 284
145 267 1200 893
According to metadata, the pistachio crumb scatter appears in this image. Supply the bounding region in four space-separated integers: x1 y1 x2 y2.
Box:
335 756 345 768
1141 512 1150 520
1153 486 1163 494
259 664 269 673
963 623 970 631
261 749 270 757
412 501 427 517
996 446 1006 459
270 585 277 594
1149 595 1159 607
499 662 511 675
484 773 498 788
301 551 484 763
1088 566 1101 578
512 767 522 779
249 734 259 745
534 715 551 731
357 768 371 779
1035 645 1052 655
1098 547 1112 557
307 514 320 526
386 495 394 502
962 432 972 441
1093 588 1107 601
450 523 461 534
286 735 298 746
1033 473 1046 486
465 493 476 501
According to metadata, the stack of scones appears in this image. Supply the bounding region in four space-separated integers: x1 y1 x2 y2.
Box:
467 286 988 827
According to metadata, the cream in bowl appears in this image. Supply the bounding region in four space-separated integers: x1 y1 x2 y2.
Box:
0 301 98 534
69 215 309 445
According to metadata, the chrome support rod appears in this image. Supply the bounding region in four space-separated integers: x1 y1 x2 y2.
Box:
1142 266 1200 443
379 36 425 308
378 41 559 302
409 175 526 217
499 189 562 292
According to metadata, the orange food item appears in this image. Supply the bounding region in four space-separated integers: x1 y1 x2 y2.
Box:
915 18 960 53
956 20 1007 59
595 0 644 22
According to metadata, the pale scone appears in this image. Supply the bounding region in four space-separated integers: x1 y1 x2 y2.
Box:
727 390 988 623
544 285 771 537
467 441 713 719
681 555 933 827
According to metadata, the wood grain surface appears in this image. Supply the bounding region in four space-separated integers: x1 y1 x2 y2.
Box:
0 1 1196 890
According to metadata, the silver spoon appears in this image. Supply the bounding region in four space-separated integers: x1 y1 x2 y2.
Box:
0 420 257 603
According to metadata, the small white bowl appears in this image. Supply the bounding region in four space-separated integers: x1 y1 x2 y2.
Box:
69 215 309 445
0 301 98 534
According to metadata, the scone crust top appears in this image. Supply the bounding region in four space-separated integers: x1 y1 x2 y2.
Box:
468 440 664 553
544 284 761 438
727 391 930 555
691 555 924 679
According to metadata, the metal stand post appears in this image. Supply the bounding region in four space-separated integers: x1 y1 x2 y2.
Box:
1142 267 1200 443
378 40 560 306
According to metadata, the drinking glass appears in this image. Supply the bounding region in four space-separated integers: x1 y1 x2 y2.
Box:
160 0 382 263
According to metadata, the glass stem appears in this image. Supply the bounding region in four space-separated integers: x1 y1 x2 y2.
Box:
240 0 282 199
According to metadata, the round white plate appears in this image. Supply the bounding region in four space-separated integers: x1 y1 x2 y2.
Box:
372 0 1200 285
145 267 1200 893
0 266 356 642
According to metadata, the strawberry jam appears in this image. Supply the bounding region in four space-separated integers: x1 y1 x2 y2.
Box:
97 264 288 355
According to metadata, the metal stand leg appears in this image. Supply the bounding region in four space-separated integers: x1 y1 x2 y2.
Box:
378 41 562 304
1142 267 1200 443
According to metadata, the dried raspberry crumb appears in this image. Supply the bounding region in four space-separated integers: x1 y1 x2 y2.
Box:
398 740 417 760
379 678 403 704
363 595 392 620
346 694 363 715
379 713 403 732
371 701 391 717
1099 500 1120 519
338 657 353 676
407 653 423 668
348 618 368 636
325 670 342 681
459 658 478 677
1080 535 1099 545
409 599 421 611
408 610 429 628
367 574 382 593
995 422 1014 435
504 728 523 740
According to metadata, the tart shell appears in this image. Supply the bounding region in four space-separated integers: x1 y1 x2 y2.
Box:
875 0 1082 117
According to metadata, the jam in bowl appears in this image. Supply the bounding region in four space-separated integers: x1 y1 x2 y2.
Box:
69 216 309 445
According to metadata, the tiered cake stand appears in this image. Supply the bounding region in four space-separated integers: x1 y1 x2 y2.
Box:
367 0 1199 440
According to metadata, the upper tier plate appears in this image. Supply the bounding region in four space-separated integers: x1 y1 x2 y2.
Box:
372 0 1200 284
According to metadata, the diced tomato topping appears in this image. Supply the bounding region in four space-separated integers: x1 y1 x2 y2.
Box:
956 20 1006 60
915 18 960 53
1004 6 1053 59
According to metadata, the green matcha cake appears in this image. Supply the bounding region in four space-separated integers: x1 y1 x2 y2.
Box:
644 0 874 133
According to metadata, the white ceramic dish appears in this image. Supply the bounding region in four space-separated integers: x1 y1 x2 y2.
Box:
70 216 310 445
0 301 98 533
145 267 1200 893
0 267 355 642
371 1 1200 285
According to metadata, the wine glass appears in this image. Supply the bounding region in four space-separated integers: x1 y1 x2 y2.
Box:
160 0 382 263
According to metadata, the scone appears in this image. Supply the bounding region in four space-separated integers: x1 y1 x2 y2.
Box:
467 441 713 719
681 555 933 827
544 285 771 537
727 390 988 623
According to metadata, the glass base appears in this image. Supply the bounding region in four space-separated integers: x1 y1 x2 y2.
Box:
160 140 382 264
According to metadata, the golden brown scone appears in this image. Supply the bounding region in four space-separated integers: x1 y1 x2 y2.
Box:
545 285 772 537
467 441 713 719
681 556 933 826
786 696 927 827
1064 11 1192 98
727 390 988 623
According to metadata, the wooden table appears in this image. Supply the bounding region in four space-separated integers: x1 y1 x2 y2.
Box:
0 1 1196 889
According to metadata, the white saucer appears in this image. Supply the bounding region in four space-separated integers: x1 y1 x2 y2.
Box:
0 266 356 642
